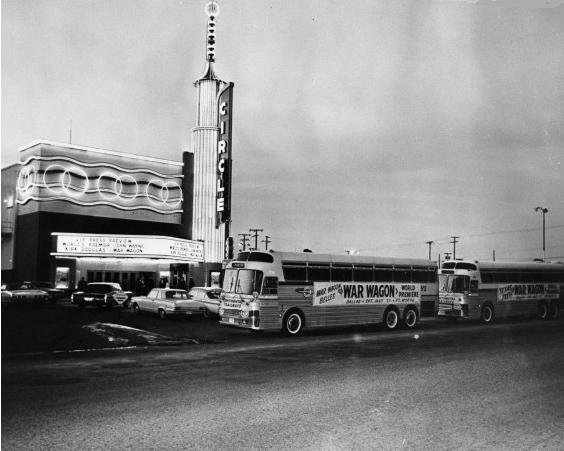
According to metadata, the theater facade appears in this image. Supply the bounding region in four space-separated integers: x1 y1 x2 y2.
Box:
1 140 216 292
1 1 233 294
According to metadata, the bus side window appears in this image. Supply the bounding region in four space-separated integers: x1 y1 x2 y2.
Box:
470 280 478 294
262 277 278 295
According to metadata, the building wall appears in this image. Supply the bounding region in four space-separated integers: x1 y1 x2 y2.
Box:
17 141 185 224
1 164 19 277
14 211 188 282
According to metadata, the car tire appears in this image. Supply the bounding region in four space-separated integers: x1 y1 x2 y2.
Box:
282 310 304 336
158 309 166 320
203 308 210 319
383 307 400 330
537 301 549 320
481 303 494 324
403 307 418 329
133 304 141 315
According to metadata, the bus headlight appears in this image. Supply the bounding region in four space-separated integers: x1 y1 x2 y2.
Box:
240 304 249 318
219 307 225 316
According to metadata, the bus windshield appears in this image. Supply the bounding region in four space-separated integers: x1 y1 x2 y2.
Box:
222 269 263 295
439 274 470 293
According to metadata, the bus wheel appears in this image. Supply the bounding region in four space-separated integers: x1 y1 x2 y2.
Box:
283 310 304 336
383 308 399 330
537 301 549 320
480 304 494 324
549 301 560 319
403 307 418 329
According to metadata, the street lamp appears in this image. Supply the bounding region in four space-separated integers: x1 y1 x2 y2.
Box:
534 206 548 260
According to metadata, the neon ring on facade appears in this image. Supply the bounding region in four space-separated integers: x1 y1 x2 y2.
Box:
17 165 37 195
43 164 67 194
61 166 89 197
96 172 139 201
146 179 183 206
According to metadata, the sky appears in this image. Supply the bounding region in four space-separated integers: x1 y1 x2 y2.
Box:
2 0 564 262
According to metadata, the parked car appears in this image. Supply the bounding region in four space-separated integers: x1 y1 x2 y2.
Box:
188 286 222 318
130 288 204 319
1 282 49 304
24 281 66 304
71 282 129 308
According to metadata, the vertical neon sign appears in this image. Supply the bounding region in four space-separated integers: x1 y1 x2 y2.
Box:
217 82 233 228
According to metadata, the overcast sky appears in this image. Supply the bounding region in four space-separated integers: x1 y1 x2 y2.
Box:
2 0 564 261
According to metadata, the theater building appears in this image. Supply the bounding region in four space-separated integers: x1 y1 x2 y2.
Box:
1 1 233 293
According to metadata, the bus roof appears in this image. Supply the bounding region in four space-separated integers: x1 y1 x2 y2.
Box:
258 250 436 267
447 260 564 272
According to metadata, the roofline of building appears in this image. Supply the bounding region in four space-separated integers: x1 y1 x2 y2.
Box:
18 140 184 167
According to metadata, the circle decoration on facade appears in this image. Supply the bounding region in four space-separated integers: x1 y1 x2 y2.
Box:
146 179 183 206
43 164 67 194
17 165 37 195
96 172 139 201
61 166 89 197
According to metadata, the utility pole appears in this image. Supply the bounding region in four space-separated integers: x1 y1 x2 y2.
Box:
426 241 434 260
493 250 496 261
450 236 459 260
249 228 263 251
534 206 548 260
262 235 271 251
238 233 250 251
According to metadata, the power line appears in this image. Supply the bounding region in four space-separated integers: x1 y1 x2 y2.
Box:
249 228 263 251
238 233 250 251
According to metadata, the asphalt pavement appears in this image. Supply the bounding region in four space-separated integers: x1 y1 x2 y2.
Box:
2 312 564 450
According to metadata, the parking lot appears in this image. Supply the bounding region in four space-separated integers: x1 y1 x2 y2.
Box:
1 300 253 355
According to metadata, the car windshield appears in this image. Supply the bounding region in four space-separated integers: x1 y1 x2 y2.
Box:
165 291 188 299
222 269 263 295
86 284 114 294
207 290 221 299
31 282 54 289
439 275 470 293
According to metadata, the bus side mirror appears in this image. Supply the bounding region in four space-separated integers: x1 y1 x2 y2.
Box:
252 291 259 301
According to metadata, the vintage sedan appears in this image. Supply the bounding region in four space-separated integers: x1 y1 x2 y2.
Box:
188 286 222 318
72 282 129 308
24 281 66 304
131 288 204 319
1 283 50 304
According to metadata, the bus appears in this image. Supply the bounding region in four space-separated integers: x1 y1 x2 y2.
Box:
219 250 438 335
438 260 563 323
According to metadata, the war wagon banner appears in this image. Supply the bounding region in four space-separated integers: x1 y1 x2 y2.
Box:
313 283 421 307
497 284 559 302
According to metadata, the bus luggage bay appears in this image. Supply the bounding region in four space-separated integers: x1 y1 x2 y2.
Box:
219 251 438 335
438 260 563 323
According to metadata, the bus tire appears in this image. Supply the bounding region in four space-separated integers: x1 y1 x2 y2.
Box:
403 306 418 329
537 301 549 320
282 309 304 336
480 303 494 324
383 307 400 330
549 301 560 319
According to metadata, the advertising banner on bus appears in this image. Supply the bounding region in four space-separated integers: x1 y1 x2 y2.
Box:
313 282 421 307
497 283 559 302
